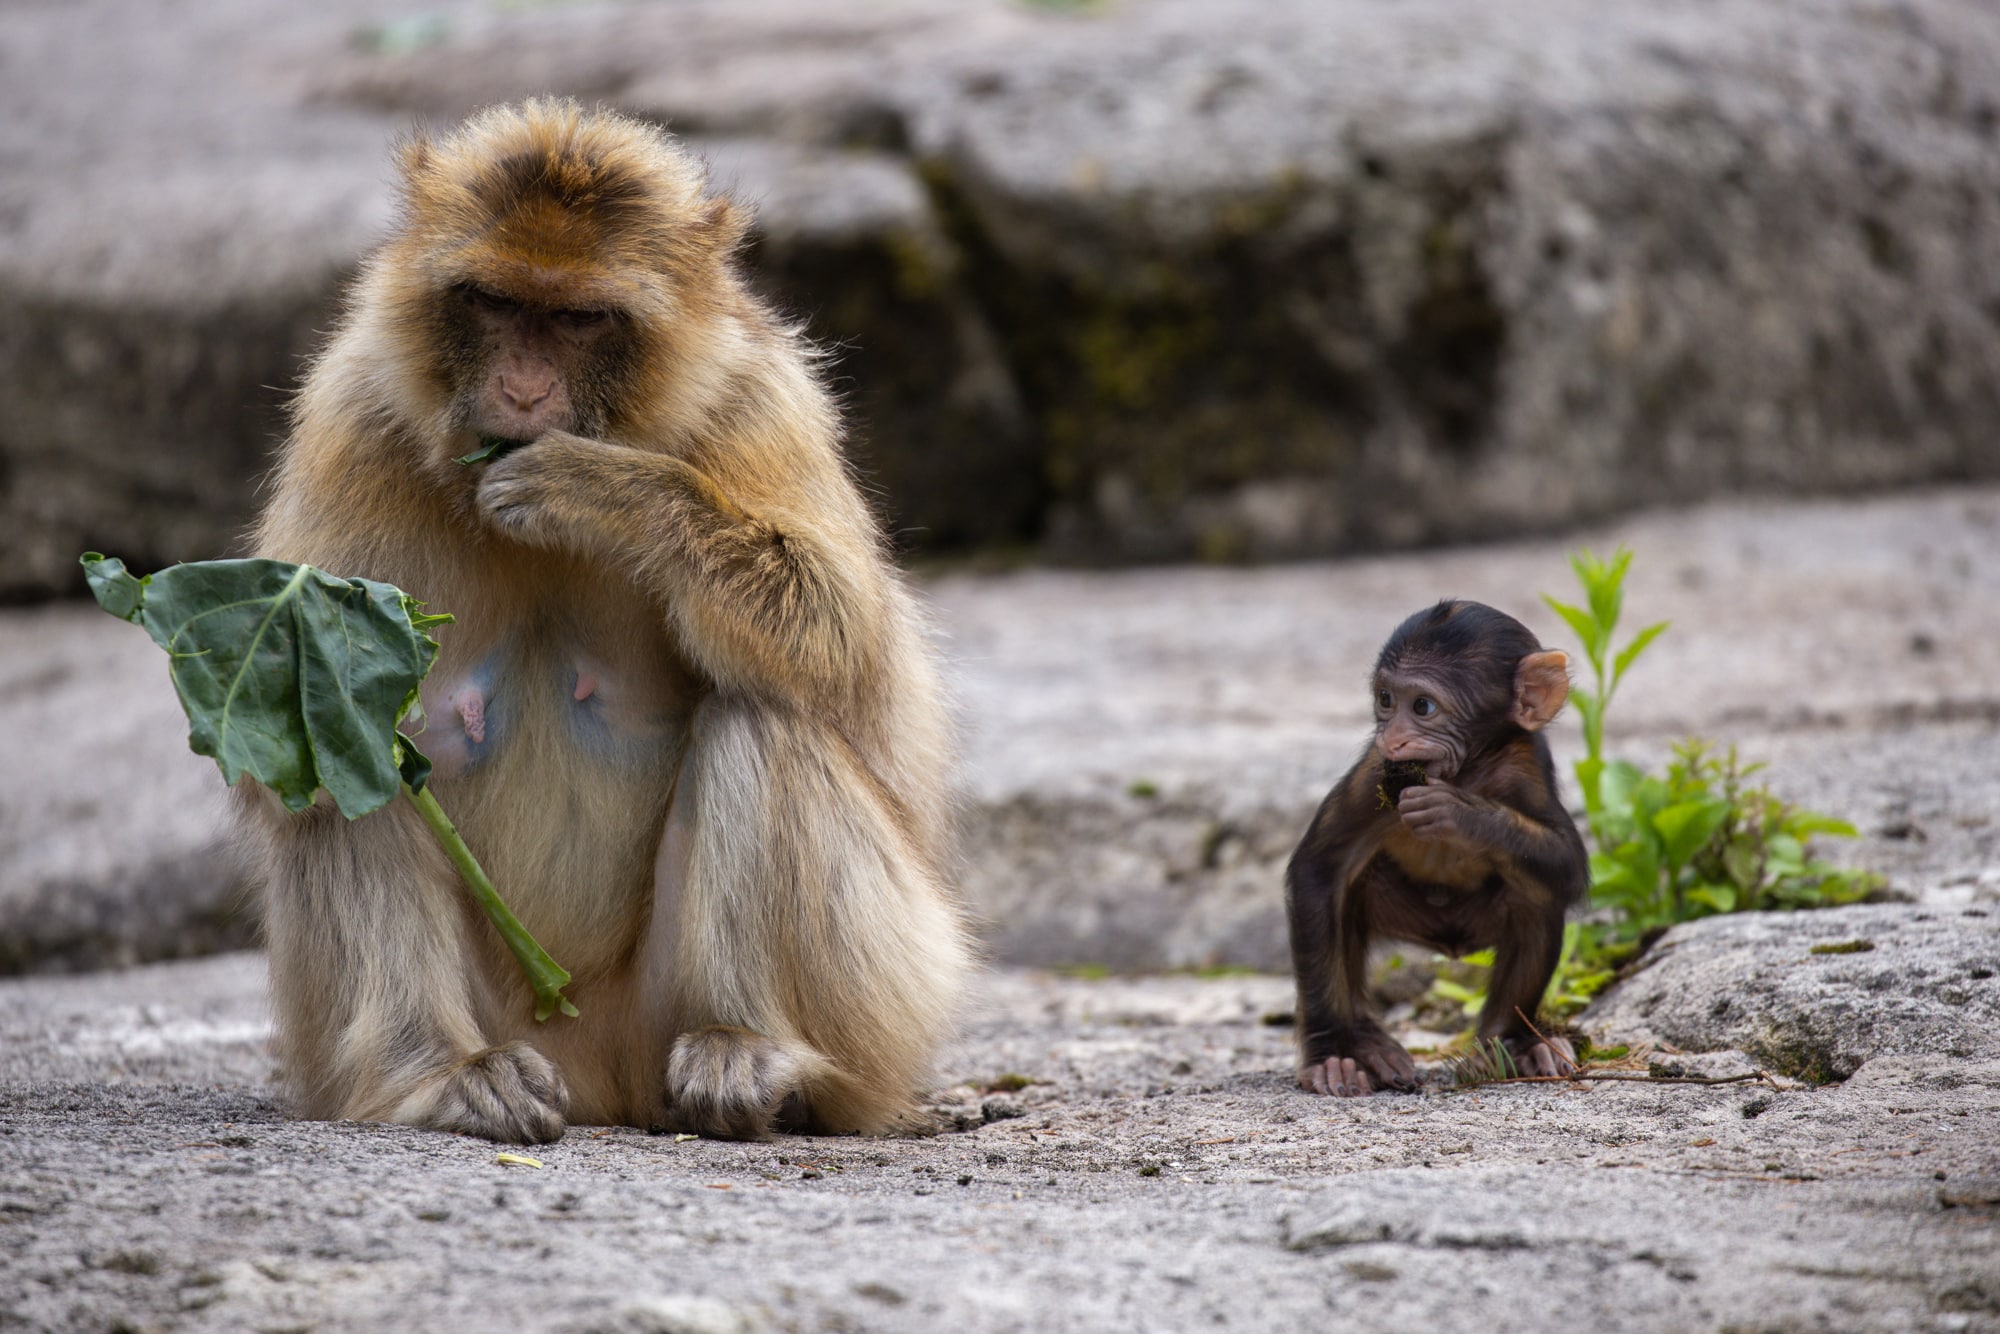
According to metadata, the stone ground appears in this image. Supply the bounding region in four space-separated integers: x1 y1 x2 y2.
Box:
4 487 2000 1331
4 954 1998 1333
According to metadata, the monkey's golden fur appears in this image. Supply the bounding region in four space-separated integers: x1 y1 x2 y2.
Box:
239 100 970 1142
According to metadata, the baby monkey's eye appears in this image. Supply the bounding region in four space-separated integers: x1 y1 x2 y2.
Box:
1413 697 1437 718
1377 689 1393 711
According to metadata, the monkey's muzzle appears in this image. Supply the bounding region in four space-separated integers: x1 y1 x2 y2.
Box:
1379 760 1430 807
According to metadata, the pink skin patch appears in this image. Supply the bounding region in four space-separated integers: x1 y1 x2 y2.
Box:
456 693 487 744
573 670 599 703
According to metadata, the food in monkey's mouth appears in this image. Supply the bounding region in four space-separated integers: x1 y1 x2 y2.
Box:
1379 759 1430 807
454 436 531 466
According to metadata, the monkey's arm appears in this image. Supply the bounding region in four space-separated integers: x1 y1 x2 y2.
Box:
1286 780 1416 1094
475 432 889 705
1395 778 1587 901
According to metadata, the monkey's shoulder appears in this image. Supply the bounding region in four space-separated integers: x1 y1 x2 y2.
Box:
1457 740 1572 818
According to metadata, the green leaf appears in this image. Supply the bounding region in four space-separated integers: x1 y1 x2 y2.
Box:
1781 813 1859 839
395 733 434 794
82 553 579 1024
1721 840 1764 894
81 552 146 622
1652 798 1732 870
1589 849 1651 909
1574 753 1606 818
1570 687 1603 746
1586 548 1632 635
1599 759 1644 810
1686 884 1738 914
1541 596 1606 672
454 437 523 466
1568 548 1606 596
81 555 446 818
1765 834 1807 878
1611 621 1670 689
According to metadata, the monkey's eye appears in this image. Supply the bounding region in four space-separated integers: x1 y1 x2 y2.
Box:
1413 697 1437 718
462 286 521 314
1376 689 1393 711
555 308 611 331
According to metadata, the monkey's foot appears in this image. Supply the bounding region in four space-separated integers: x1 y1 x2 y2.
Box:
1301 1056 1376 1097
1300 1042 1419 1098
665 1026 822 1140
390 1042 570 1144
1506 1034 1578 1078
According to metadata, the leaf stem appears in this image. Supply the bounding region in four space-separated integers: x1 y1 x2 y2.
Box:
403 782 580 1022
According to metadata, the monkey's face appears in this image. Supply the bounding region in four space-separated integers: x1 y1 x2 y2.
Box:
440 283 633 446
1371 669 1472 780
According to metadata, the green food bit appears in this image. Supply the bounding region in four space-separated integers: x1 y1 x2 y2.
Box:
454 437 523 466
1809 939 1876 955
81 553 578 1024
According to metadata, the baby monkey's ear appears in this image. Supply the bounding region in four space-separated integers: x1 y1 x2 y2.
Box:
1511 650 1570 732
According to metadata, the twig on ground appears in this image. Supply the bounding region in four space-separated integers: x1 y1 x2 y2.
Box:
1465 1070 1777 1087
1514 1006 1581 1077
1440 1010 1781 1089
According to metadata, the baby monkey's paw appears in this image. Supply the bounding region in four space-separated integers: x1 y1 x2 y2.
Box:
392 1041 570 1144
1395 781 1482 847
1300 1039 1419 1098
1507 1034 1578 1079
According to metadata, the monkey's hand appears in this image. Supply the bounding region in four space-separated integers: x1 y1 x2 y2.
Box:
1395 781 1494 849
474 431 633 549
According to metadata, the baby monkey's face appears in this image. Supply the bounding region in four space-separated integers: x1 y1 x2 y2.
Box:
1372 670 1471 781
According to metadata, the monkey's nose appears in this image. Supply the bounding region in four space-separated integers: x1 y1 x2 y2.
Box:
500 376 554 412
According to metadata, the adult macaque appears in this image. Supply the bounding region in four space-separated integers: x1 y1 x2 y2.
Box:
1285 600 1587 1097
238 100 971 1142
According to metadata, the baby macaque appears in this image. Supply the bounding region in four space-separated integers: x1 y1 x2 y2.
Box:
1285 600 1588 1096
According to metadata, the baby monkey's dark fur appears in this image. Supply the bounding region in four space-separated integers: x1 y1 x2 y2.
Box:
1286 600 1588 1097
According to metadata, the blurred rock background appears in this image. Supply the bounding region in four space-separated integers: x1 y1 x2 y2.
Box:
2 0 1998 975
5 0 2000 600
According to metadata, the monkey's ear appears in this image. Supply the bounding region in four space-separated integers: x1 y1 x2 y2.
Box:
1512 650 1570 731
394 135 437 192
693 196 750 255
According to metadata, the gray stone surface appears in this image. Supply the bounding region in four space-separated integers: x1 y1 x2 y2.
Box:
8 0 2000 593
6 486 1997 976
940 485 2000 970
4 954 1998 1332
4 485 1997 1330
0 603 252 974
1586 903 2000 1081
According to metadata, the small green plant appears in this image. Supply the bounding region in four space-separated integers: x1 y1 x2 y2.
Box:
1420 546 1879 1027
1590 739 1877 937
1540 546 1669 835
